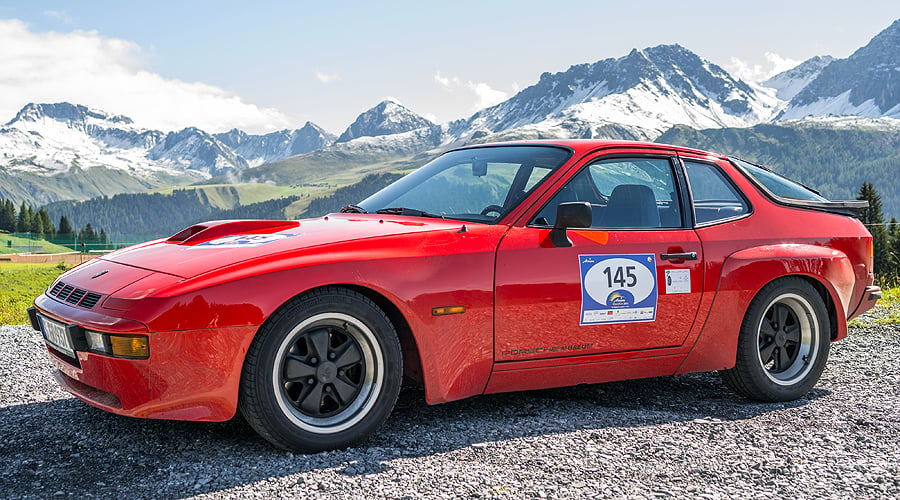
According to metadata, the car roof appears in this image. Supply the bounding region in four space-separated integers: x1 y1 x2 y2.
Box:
451 139 726 160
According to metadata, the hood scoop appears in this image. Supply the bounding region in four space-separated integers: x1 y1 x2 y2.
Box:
167 219 301 245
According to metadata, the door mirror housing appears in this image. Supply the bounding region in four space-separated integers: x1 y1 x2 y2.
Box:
550 202 592 247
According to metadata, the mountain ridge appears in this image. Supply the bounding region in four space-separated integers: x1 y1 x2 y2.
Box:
3 19 900 210
780 19 900 120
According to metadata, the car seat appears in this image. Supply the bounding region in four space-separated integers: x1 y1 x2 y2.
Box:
599 184 660 228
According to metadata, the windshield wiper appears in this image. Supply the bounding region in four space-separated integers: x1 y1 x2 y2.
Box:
340 204 368 213
374 207 444 219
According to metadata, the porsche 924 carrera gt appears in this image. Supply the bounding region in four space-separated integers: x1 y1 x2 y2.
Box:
29 140 882 451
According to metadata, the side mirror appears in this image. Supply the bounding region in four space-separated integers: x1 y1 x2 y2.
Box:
550 202 592 247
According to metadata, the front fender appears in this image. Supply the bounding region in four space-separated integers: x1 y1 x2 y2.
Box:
676 243 853 375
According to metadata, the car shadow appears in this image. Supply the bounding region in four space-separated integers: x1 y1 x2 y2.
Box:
0 372 829 498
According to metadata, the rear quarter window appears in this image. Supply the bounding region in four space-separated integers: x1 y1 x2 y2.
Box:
684 160 750 224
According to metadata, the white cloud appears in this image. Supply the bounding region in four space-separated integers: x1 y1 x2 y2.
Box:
315 71 339 84
726 52 802 83
434 71 509 110
0 19 291 133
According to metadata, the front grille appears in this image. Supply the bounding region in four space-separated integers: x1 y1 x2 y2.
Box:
48 281 103 310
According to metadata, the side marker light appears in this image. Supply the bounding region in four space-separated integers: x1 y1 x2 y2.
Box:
432 306 466 316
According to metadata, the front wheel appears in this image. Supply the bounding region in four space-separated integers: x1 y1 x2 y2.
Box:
720 277 830 402
239 288 402 452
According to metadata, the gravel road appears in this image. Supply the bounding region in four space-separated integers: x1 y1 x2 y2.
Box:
1 320 898 499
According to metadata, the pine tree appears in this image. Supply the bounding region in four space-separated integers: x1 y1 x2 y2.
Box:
79 224 98 249
30 210 45 238
38 208 54 237
0 198 12 231
857 182 890 274
888 217 900 279
16 202 30 233
2 201 14 232
58 215 73 236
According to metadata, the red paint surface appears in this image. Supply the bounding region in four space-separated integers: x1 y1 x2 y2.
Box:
31 140 876 421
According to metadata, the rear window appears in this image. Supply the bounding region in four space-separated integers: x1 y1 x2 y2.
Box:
731 158 828 202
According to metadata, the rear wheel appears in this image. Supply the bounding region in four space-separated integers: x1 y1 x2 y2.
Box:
720 277 830 402
239 288 402 452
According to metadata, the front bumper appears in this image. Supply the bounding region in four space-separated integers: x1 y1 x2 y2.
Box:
848 285 882 320
31 293 257 421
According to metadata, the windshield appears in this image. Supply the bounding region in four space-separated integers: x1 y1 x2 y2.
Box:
357 145 572 223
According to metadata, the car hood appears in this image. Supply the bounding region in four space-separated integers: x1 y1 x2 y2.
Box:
95 214 472 280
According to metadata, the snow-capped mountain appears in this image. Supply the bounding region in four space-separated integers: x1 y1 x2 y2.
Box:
336 99 435 143
780 19 900 120
146 127 249 175
215 122 335 167
451 44 780 142
5 17 900 208
1 102 248 178
0 102 339 203
764 56 835 101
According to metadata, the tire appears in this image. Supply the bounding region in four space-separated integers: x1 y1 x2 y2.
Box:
239 287 402 452
720 277 830 402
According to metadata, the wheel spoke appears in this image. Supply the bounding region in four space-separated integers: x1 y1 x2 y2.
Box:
775 304 789 330
284 355 316 381
332 378 359 404
299 383 325 414
776 346 791 371
759 340 777 365
784 322 801 344
307 329 330 361
760 320 777 338
335 344 362 369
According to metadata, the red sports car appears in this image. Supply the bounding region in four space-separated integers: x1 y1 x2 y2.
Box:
29 140 881 452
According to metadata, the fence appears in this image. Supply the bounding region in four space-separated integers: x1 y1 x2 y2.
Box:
3 232 164 254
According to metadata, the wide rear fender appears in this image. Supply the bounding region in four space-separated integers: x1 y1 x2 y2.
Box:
676 243 853 375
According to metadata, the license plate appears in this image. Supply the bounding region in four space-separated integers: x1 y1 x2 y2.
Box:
39 316 76 358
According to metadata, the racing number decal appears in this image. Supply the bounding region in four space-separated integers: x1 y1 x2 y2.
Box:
579 254 657 325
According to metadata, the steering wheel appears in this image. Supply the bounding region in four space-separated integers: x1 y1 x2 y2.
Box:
480 205 504 216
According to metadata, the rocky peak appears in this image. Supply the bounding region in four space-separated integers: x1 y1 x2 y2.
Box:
336 99 434 143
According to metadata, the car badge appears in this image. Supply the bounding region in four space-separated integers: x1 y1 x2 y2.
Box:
91 270 109 279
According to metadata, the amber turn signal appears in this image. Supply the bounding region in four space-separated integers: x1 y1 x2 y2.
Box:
432 305 466 316
86 330 149 359
109 335 150 358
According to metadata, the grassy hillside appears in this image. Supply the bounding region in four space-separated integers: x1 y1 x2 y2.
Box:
202 147 435 220
0 234 75 255
149 183 308 209
0 262 69 324
0 164 199 206
657 123 900 218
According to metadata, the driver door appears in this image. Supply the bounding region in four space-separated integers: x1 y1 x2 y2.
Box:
493 155 704 362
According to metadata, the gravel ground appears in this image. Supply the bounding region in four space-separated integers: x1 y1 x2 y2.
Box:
1 319 898 499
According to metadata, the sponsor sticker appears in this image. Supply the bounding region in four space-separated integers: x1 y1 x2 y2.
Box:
193 233 299 248
579 254 657 325
665 268 691 294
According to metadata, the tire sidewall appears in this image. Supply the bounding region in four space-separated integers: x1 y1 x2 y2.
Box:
242 290 402 452
736 278 831 402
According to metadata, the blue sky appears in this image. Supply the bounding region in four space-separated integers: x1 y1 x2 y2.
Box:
1 1 898 133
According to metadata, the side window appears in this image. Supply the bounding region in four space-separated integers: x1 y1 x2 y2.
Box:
684 161 749 224
531 158 682 229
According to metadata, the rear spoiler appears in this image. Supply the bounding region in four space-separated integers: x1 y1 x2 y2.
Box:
773 199 869 217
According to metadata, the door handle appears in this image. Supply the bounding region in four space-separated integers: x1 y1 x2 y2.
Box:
661 252 698 261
